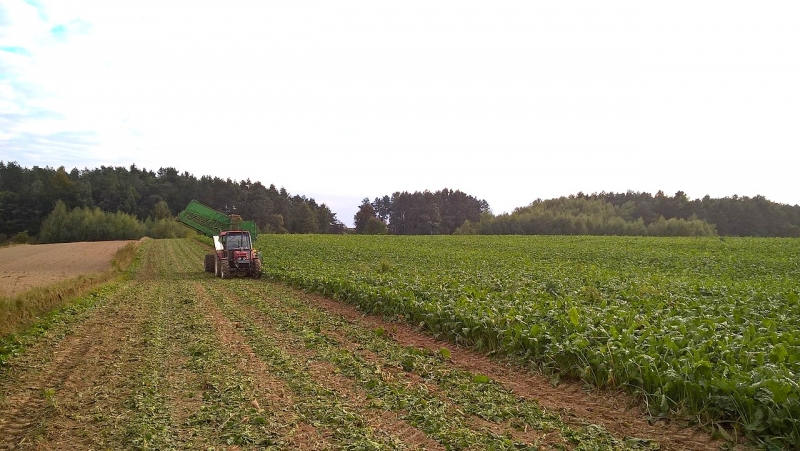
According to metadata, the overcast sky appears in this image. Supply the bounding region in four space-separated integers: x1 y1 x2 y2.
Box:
1 1 798 226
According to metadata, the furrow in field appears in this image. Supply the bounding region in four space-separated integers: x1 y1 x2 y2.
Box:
166 237 316 448
203 280 420 450
211 281 539 451
120 283 186 449
233 282 560 445
117 238 286 449
225 281 575 450
310 295 724 451
0 241 159 449
182 239 337 448
232 276 737 451
234 273 724 451
133 237 160 282
194 283 336 450
318 326 560 448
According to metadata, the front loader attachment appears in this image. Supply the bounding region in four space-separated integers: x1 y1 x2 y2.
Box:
178 200 258 239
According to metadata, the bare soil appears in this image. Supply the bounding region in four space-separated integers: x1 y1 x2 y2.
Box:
308 293 733 451
0 241 132 297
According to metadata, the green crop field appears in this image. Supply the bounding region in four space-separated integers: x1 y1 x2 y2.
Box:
257 235 800 448
1 236 795 449
6 238 709 450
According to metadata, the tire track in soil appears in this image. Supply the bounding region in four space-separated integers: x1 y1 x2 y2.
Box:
177 239 338 449
114 238 228 449
0 280 153 450
319 321 578 450
40 284 158 450
206 283 406 449
0 240 160 450
157 239 315 449
194 283 335 451
283 286 731 451
207 282 445 451
230 282 567 450
148 241 208 449
321 327 558 448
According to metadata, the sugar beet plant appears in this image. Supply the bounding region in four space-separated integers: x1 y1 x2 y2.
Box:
257 235 800 448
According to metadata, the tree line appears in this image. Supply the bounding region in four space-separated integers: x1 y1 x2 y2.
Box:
34 200 191 243
473 196 717 236
573 190 800 237
355 190 800 237
3 160 799 240
354 189 490 235
0 161 345 242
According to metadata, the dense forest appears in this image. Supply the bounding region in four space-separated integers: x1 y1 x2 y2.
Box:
573 190 800 237
0 161 344 241
357 190 800 237
3 161 800 240
354 189 490 235
475 196 718 236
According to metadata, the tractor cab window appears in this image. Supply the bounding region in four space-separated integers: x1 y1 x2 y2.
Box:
224 234 250 250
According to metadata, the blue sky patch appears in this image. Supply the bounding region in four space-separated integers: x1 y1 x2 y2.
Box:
0 46 32 57
23 0 48 21
51 24 66 40
49 21 93 42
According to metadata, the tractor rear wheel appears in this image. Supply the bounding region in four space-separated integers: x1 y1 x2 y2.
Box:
204 254 215 273
252 258 262 279
220 259 231 279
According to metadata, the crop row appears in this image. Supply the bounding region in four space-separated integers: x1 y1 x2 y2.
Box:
256 235 800 448
172 238 647 449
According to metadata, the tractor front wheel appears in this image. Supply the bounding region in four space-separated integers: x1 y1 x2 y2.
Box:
252 258 262 279
204 254 215 273
220 259 231 279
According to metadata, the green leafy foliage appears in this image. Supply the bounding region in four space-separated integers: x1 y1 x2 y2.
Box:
258 234 800 447
39 200 145 242
0 162 344 238
478 191 800 237
479 197 717 236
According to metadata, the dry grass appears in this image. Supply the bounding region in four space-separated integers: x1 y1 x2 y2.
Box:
0 240 142 338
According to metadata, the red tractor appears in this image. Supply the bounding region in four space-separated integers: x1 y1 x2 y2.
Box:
204 230 262 279
179 200 263 279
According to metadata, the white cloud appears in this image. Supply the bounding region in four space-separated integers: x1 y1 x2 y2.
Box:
2 1 799 225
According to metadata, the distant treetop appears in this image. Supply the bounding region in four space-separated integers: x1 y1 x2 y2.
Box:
0 161 345 239
352 188 800 237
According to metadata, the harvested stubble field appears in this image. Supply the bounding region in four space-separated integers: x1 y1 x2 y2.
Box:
0 241 133 298
0 238 759 450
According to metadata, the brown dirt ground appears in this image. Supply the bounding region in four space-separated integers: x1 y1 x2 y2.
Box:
0 282 150 450
304 292 745 451
217 284 447 451
0 241 132 297
196 283 337 450
220 279 725 450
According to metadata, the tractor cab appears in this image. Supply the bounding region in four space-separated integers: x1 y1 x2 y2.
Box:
222 231 251 250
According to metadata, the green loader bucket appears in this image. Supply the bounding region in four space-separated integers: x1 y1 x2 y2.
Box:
178 200 258 239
